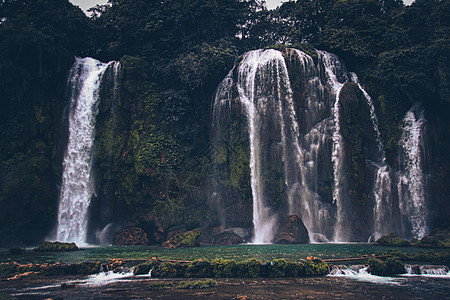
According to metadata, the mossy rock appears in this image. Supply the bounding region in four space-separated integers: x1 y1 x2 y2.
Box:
33 241 79 252
367 257 387 275
162 229 201 248
417 228 450 248
368 257 405 276
373 233 411 247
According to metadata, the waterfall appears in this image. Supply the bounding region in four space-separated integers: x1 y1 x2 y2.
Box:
398 104 428 239
318 51 348 242
212 47 430 243
56 57 115 245
349 73 393 241
236 49 291 243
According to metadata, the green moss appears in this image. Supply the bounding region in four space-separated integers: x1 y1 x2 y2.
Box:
33 241 79 252
186 259 214 278
178 279 216 289
368 257 386 275
147 281 174 290
212 259 238 278
374 233 412 247
236 258 262 278
163 229 201 248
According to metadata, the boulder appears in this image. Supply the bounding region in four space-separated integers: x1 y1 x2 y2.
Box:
33 241 78 252
417 228 450 248
113 227 149 246
162 228 201 249
212 231 244 245
373 233 411 247
272 215 309 244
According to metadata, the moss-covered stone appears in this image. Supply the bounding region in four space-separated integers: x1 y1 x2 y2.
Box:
162 229 201 249
367 257 387 276
33 241 79 252
374 233 412 247
417 228 450 248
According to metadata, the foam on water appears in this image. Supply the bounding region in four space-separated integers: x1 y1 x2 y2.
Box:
328 266 400 284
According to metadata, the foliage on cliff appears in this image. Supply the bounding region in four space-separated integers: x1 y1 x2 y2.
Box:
0 0 449 245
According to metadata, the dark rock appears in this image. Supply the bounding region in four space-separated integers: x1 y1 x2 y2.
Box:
212 231 244 245
33 241 78 252
61 283 76 289
162 228 201 249
8 247 25 255
137 212 166 244
166 226 187 240
113 227 149 246
374 233 411 246
272 215 309 244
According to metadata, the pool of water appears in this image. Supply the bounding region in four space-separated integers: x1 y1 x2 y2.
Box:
0 243 437 264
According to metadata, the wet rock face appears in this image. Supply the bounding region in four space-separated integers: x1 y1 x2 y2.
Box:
338 82 378 240
272 215 309 244
113 227 149 246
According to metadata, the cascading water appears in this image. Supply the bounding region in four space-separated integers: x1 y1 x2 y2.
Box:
212 47 430 243
349 73 393 241
56 57 115 245
236 49 292 243
397 104 428 239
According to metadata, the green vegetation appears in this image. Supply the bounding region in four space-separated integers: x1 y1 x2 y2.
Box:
385 249 450 266
368 257 405 276
374 230 450 248
0 0 449 246
147 279 216 290
33 241 79 252
0 261 101 279
374 233 412 247
145 257 328 278
162 229 201 248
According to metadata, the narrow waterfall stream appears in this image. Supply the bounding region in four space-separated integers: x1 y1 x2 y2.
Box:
56 57 117 245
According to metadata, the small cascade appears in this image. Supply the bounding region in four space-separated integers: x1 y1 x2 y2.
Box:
56 57 115 245
328 265 399 284
397 104 428 239
404 265 450 277
349 73 393 240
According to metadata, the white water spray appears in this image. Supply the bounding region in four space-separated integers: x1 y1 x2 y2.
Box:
56 57 113 245
398 104 428 239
